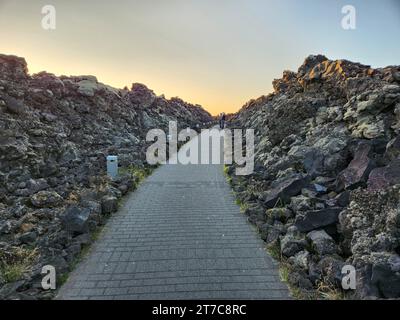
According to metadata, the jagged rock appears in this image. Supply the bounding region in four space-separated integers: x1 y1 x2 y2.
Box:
112 174 136 195
336 143 376 190
2 50 400 299
308 262 322 284
370 254 400 298
297 54 329 78
61 205 92 235
334 191 351 207
294 208 342 232
227 55 400 298
101 196 118 214
287 270 314 290
265 207 293 223
288 250 311 270
307 230 337 256
0 53 213 299
30 191 63 208
244 204 265 223
128 83 156 108
317 255 345 287
23 179 49 196
289 195 313 213
102 186 122 200
81 200 102 216
344 86 400 139
272 70 297 93
261 175 310 208
258 223 285 244
367 159 400 190
339 186 400 257
280 231 307 257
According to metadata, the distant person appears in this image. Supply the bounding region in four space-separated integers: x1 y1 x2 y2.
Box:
219 112 226 129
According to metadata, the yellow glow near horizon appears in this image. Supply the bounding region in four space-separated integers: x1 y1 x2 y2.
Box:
1 1 399 116
2 47 266 116
0 1 280 116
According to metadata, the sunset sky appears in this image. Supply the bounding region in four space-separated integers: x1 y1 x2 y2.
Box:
0 0 399 115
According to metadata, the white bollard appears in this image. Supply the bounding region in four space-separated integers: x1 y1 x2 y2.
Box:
106 155 118 179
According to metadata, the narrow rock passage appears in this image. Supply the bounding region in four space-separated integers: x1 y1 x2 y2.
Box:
57 129 289 300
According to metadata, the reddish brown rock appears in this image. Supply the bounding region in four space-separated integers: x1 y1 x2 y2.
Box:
261 175 310 208
368 159 400 190
336 143 376 190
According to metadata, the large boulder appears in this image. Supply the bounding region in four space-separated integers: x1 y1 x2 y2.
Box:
367 159 400 190
289 195 313 213
280 229 307 257
101 196 118 214
287 270 314 290
258 223 285 244
355 253 400 299
30 191 63 208
336 143 376 190
244 204 266 226
307 230 337 256
334 191 351 207
297 54 329 78
294 207 343 232
265 207 293 223
317 255 345 287
261 175 310 208
61 205 92 235
370 254 400 298
288 250 311 270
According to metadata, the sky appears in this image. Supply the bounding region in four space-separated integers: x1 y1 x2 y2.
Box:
0 0 399 115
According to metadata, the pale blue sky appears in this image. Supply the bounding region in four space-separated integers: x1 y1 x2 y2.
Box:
0 0 399 114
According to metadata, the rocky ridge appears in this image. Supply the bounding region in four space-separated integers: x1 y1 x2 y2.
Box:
0 54 212 299
227 55 400 299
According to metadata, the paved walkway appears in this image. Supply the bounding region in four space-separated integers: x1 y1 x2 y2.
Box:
57 130 289 300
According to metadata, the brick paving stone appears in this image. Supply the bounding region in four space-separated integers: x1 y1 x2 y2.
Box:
57 130 290 300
